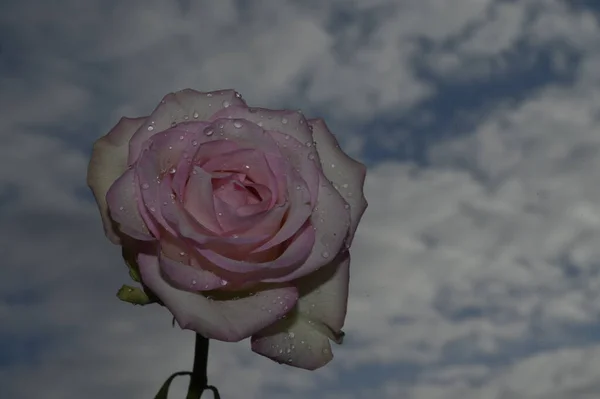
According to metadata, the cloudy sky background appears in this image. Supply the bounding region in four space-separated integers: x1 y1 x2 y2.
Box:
2 0 600 398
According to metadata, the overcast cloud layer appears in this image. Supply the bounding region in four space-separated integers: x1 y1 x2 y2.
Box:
3 1 600 398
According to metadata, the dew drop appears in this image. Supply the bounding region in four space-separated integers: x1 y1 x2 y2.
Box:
322 348 330 354
244 165 250 169
171 121 177 127
286 348 292 354
206 93 213 97
281 117 288 124
288 332 295 339
257 121 263 127
147 125 154 131
331 163 335 168
169 167 177 174
296 185 302 190
205 129 214 136
222 100 230 108
192 140 198 146
179 251 186 256
233 121 243 128
221 280 228 286
141 183 150 190
183 115 189 120
305 141 312 147
321 251 330 258
191 279 197 285
119 206 124 211
308 153 315 160
235 92 242 98
193 111 199 119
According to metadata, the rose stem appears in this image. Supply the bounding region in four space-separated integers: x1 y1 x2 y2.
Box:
186 334 221 399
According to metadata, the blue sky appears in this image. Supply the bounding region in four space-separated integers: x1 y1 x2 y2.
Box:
3 0 600 398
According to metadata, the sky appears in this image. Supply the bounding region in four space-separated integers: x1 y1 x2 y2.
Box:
2 0 600 398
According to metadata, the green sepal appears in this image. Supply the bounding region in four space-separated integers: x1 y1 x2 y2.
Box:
117 284 155 305
122 246 142 282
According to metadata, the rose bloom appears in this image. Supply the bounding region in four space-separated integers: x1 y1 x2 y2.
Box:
87 89 367 370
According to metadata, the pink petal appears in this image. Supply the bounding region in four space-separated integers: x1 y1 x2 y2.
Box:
267 130 320 206
209 106 314 153
251 165 313 252
158 251 225 292
137 252 299 342
250 256 350 370
250 315 334 370
308 118 368 244
262 171 350 283
87 116 146 243
182 167 222 233
105 168 154 241
128 89 247 164
196 221 315 278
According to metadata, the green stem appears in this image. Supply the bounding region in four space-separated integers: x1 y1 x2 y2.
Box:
186 334 220 399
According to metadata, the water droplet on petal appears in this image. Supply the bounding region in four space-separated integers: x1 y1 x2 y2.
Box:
119 206 125 211
222 100 230 108
308 153 315 160
220 280 228 286
141 183 150 189
321 251 330 258
183 115 189 120
205 129 214 136
322 348 330 354
191 279 197 285
171 121 177 127
192 140 198 146
235 92 242 98
289 332 295 338
193 111 199 119
169 167 177 174
331 163 335 168
244 165 250 169
179 251 186 256
147 125 154 131
305 141 312 147
282 117 288 124
206 93 213 97
233 121 243 128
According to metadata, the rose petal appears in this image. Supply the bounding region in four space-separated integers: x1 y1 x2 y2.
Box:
250 256 349 370
308 118 368 244
252 165 312 252
295 252 350 331
87 116 146 243
159 251 224 292
182 167 222 233
196 221 315 278
105 168 154 240
209 106 314 153
128 89 247 163
137 252 299 341
262 171 349 283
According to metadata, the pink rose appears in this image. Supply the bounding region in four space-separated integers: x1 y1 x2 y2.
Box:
87 89 367 369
